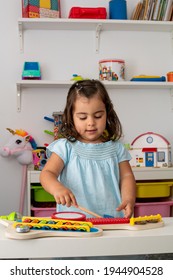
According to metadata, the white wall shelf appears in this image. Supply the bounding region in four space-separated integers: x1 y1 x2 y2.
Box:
16 80 173 112
18 18 173 53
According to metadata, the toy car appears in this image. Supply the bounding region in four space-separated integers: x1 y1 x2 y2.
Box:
22 62 41 80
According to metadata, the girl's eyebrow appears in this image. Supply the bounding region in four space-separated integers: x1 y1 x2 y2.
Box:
76 110 105 115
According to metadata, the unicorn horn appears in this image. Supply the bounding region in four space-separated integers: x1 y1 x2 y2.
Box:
6 128 16 135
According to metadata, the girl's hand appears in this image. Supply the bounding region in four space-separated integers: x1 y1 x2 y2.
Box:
53 185 78 208
116 200 134 218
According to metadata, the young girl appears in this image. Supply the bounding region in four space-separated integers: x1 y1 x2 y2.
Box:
40 79 136 218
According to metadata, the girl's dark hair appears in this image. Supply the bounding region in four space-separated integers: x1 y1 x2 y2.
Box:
60 79 123 142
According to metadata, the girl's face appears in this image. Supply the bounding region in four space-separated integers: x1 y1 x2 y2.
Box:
73 94 107 143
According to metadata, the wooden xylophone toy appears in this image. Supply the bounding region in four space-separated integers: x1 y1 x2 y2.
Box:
0 214 164 240
0 216 102 240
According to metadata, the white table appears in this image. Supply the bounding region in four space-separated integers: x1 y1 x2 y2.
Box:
0 218 173 259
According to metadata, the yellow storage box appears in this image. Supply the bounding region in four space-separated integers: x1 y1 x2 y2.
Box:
136 181 173 198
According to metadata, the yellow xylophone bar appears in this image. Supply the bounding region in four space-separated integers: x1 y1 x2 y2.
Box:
130 214 162 226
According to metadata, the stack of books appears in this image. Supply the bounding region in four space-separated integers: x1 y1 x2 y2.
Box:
131 0 173 21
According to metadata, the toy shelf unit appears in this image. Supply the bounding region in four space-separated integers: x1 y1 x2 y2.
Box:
134 180 173 218
16 80 173 112
130 132 173 218
27 166 173 218
27 167 56 217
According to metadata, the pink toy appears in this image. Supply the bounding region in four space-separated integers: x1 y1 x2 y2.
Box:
0 128 37 214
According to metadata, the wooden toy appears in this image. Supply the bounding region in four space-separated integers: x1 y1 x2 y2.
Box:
129 132 172 168
0 214 164 239
0 216 102 240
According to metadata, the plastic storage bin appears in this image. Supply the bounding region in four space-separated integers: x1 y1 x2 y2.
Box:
31 184 55 202
31 207 56 217
99 59 125 81
134 200 173 217
136 181 173 198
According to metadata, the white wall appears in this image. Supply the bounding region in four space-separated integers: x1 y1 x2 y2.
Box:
0 0 173 214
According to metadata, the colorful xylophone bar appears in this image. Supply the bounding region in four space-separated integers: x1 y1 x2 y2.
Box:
13 216 93 232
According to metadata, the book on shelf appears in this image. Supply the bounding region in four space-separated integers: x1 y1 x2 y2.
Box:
143 0 149 19
161 0 169 20
143 0 155 20
131 2 143 19
157 0 166 20
163 0 173 20
149 0 157 19
131 0 173 20
152 0 161 19
139 1 146 19
169 3 173 19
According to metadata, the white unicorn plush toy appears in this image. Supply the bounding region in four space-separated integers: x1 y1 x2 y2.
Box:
0 128 37 165
0 128 37 214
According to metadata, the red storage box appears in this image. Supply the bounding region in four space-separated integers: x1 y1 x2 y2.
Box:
69 7 107 19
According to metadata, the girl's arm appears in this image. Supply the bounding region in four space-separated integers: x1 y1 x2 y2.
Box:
40 152 78 207
116 161 136 218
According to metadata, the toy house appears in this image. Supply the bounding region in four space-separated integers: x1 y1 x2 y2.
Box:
129 132 172 168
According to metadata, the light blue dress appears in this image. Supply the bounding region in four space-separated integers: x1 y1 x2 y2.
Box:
47 138 131 218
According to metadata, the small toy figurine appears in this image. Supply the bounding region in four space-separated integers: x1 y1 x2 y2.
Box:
52 111 63 140
71 74 84 81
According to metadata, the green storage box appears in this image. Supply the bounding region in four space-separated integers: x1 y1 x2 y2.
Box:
31 184 55 202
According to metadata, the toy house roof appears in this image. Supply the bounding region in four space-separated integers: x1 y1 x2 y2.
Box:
131 132 170 146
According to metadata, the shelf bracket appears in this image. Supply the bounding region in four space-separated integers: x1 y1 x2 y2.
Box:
18 22 23 53
95 24 102 53
170 88 173 111
17 84 21 112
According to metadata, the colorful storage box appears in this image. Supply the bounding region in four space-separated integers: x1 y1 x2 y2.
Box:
22 0 60 18
134 200 173 217
31 207 56 217
136 181 173 198
31 184 55 202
